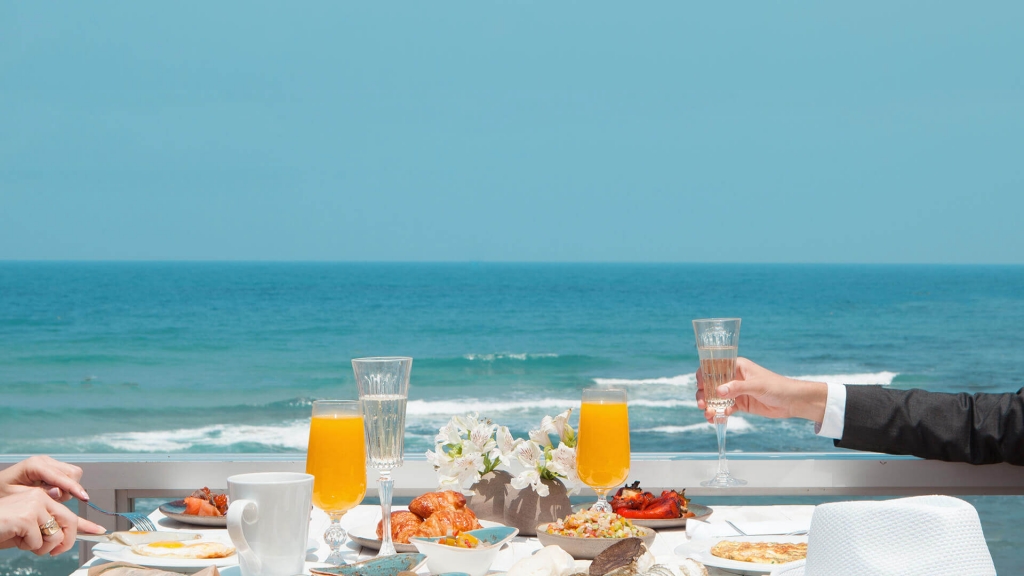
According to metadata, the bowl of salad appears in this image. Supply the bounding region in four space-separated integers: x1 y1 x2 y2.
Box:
410 526 518 576
536 510 656 559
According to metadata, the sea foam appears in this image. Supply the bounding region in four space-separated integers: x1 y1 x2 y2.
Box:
462 353 560 361
593 375 696 387
638 416 753 434
407 398 579 415
593 371 898 388
793 371 898 385
84 421 311 452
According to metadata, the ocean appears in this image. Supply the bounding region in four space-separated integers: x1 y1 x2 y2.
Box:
2 262 1024 573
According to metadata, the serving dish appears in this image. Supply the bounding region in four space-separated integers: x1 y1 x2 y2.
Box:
159 499 227 527
309 553 426 576
629 503 713 529
410 526 518 576
348 519 504 553
673 534 808 576
535 523 656 559
90 535 237 569
570 502 713 529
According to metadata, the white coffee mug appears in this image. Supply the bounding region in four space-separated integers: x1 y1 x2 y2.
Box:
227 472 314 576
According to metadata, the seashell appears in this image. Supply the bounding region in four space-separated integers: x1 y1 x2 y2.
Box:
676 558 709 576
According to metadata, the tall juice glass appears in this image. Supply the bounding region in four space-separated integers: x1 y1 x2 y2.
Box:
352 356 411 557
693 318 746 487
575 387 630 512
306 400 366 565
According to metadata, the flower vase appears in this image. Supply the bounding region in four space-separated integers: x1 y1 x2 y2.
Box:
502 478 571 536
465 470 513 524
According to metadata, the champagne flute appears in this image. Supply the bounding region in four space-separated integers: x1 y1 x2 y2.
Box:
352 356 411 557
694 318 746 487
575 387 630 512
306 400 367 565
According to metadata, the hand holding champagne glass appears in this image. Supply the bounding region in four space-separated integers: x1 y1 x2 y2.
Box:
352 356 411 557
306 400 367 565
575 387 630 512
693 318 746 487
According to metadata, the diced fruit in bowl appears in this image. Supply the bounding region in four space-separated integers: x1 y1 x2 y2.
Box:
410 526 518 576
437 532 481 548
536 511 656 560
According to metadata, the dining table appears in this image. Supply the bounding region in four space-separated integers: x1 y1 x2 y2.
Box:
71 503 815 576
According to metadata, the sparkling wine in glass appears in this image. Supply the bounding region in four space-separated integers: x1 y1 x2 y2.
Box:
694 318 746 487
306 400 367 565
352 356 411 557
575 387 630 512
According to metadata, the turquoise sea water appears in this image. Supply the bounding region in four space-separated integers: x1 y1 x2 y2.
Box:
2 263 1024 573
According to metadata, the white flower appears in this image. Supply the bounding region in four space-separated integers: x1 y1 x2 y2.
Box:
550 409 574 444
452 453 485 483
539 414 558 436
547 443 580 494
437 475 464 490
511 468 549 497
495 426 520 466
467 421 497 454
425 444 452 468
529 427 554 448
436 420 462 446
454 413 482 434
514 440 544 469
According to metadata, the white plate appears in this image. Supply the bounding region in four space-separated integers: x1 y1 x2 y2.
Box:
91 535 239 569
674 535 808 576
159 499 228 527
348 519 504 553
571 502 713 530
629 503 714 530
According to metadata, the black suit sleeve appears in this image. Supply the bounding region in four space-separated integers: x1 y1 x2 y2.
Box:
834 385 1024 465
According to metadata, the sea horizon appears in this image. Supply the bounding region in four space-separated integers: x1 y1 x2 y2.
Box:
4 260 1024 266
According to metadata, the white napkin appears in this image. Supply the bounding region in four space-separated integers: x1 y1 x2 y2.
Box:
686 520 809 540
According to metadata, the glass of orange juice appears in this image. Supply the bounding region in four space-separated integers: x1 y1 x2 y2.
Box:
575 387 630 512
306 400 367 565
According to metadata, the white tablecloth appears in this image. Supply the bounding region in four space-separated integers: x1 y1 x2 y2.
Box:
73 504 815 576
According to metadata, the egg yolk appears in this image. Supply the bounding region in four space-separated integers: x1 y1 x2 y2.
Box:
149 541 185 548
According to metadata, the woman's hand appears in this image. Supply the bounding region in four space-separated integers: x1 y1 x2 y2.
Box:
0 455 89 502
0 489 105 556
696 357 829 423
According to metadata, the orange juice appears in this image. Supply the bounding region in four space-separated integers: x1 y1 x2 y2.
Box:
576 401 630 490
306 414 367 516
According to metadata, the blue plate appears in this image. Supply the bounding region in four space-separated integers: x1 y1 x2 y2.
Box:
309 553 426 576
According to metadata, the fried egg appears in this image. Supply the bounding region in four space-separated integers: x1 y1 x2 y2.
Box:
131 540 236 559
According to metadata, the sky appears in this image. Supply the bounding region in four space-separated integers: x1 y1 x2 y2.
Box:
1 3 1022 264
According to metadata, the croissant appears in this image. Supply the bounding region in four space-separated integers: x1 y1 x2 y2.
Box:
409 490 466 519
376 511 424 544
419 508 482 537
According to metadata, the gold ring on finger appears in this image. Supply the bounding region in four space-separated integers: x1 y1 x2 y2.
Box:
39 516 61 537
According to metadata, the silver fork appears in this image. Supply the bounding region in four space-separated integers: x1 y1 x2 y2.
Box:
85 501 157 531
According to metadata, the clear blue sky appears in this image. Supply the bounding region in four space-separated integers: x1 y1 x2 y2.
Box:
2 3 1022 263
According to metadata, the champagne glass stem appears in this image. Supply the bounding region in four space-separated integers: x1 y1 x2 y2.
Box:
714 410 730 478
377 471 396 556
590 488 612 513
324 514 347 565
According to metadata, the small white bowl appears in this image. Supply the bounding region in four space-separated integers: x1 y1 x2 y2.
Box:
410 526 519 576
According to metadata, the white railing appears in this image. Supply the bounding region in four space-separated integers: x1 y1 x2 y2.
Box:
4 452 1024 562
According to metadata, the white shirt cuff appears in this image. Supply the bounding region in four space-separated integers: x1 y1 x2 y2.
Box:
814 382 847 440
